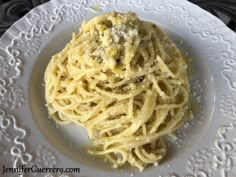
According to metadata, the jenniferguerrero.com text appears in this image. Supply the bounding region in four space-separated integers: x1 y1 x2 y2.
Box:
2 165 80 175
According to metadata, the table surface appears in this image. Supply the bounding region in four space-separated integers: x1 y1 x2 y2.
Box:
0 0 235 37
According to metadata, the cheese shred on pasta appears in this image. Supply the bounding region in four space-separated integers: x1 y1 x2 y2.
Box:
44 12 190 171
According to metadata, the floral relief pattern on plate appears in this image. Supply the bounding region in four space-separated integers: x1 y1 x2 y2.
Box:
186 94 236 177
0 108 32 169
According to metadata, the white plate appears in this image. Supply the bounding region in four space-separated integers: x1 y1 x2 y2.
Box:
0 0 236 177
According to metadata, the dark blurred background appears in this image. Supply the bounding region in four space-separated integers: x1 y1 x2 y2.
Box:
0 0 236 37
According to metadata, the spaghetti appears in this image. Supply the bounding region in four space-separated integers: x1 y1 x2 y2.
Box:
44 12 190 171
